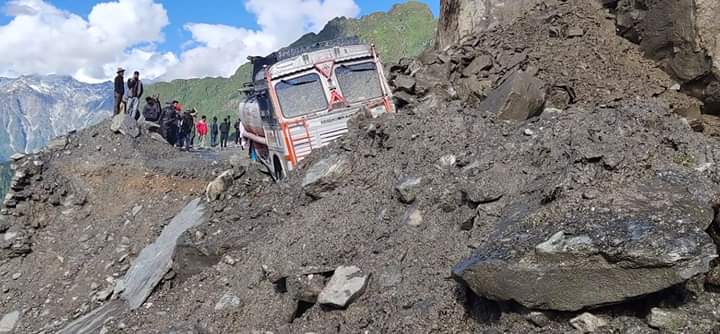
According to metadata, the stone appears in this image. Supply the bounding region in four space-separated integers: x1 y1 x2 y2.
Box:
523 128 535 136
121 199 207 309
111 114 140 138
403 207 423 227
393 74 417 93
214 293 241 311
478 70 546 121
395 177 422 204
131 205 143 216
0 311 20 333
463 55 493 76
11 273 21 280
94 286 113 301
705 265 720 287
567 27 585 38
453 177 718 311
206 170 235 202
535 231 597 260
3 232 17 242
110 114 124 132
570 313 607 333
439 154 456 167
47 136 68 151
287 274 326 303
526 311 550 328
120 116 141 138
647 308 688 332
461 78 493 97
150 132 168 144
302 154 351 199
317 266 369 308
9 153 25 161
393 91 417 106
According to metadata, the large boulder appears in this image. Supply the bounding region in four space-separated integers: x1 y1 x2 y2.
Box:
614 0 720 109
302 154 351 199
453 175 718 311
478 70 546 120
206 170 235 202
111 114 141 138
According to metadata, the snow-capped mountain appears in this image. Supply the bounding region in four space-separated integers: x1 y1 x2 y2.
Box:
0 75 113 161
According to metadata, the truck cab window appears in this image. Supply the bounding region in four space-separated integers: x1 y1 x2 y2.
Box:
335 62 383 103
275 73 328 118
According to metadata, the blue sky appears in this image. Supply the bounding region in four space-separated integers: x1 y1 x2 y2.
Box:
0 0 439 57
0 0 439 82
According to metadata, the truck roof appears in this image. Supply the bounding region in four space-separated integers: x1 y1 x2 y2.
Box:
249 37 373 82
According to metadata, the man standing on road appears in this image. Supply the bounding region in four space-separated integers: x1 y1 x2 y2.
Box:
210 116 219 147
127 71 144 119
113 68 125 115
219 117 230 149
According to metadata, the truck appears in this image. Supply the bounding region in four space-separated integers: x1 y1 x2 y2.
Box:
240 37 395 179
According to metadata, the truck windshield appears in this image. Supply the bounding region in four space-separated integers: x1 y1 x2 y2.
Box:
335 62 383 103
275 73 328 118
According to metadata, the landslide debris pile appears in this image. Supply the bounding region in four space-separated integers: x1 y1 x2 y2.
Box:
4 0 720 333
392 0 707 120
0 116 241 334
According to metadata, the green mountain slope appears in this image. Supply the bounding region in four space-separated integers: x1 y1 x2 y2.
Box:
145 1 435 122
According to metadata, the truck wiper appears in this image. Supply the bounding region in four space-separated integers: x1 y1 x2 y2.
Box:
280 78 317 86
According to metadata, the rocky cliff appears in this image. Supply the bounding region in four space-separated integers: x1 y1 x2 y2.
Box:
611 0 720 113
0 75 113 161
436 0 720 114
436 0 541 49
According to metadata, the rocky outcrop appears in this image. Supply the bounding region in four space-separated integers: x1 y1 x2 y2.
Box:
612 0 720 112
437 0 543 49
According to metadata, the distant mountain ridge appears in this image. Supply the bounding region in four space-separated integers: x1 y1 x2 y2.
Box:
146 1 436 122
0 75 113 161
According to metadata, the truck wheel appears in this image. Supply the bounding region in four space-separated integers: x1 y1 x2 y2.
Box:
273 156 284 180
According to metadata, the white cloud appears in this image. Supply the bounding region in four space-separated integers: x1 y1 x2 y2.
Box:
0 0 173 83
160 0 360 80
0 0 361 83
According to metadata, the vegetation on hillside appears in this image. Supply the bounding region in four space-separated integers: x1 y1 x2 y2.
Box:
145 1 435 122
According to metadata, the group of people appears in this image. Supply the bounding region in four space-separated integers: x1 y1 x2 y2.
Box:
146 100 246 151
113 67 144 119
114 67 246 151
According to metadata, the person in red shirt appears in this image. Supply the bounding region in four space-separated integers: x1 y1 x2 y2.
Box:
196 115 209 149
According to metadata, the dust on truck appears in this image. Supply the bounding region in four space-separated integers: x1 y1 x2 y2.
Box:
240 38 395 179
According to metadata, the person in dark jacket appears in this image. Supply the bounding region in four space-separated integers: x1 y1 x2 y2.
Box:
160 101 179 145
127 71 144 119
113 68 125 115
219 117 231 149
178 109 195 151
142 96 161 122
210 117 219 147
